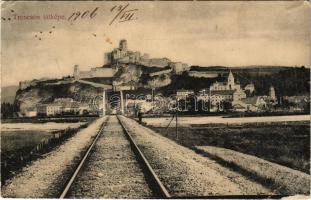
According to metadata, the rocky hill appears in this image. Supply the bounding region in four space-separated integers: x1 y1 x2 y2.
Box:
15 82 103 114
14 63 172 114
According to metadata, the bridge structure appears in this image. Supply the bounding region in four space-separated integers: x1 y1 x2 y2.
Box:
76 80 125 115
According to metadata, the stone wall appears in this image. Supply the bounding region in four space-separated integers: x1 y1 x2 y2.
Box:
74 66 116 80
170 62 190 74
149 69 172 77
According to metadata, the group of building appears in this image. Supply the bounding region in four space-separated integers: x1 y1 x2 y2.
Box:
116 71 279 114
24 98 91 117
175 71 277 112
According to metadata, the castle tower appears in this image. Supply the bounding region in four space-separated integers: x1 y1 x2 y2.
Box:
104 52 112 65
269 86 276 100
74 65 80 80
119 39 128 51
227 70 235 90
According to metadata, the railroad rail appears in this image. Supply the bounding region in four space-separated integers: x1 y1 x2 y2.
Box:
59 117 109 198
117 115 171 198
49 115 291 199
59 115 171 198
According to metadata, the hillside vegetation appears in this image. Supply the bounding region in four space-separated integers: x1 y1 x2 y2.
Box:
162 66 310 96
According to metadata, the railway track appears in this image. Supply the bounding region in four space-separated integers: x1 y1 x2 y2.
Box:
59 115 171 199
59 116 108 198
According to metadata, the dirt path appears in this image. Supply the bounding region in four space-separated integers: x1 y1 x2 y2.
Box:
119 116 274 197
68 116 154 198
1 117 106 198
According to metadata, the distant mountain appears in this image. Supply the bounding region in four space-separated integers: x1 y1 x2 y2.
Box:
1 85 19 104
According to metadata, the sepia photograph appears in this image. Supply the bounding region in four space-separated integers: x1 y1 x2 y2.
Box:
1 0 310 199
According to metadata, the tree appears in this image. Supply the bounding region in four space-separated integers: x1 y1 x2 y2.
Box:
223 101 232 111
303 101 310 113
282 99 295 110
1 102 19 118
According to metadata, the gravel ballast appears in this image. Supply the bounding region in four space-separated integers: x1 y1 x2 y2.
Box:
68 116 154 198
119 116 274 197
1 117 106 198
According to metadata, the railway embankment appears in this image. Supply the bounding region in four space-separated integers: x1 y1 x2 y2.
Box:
195 146 310 194
1 117 107 198
119 116 275 196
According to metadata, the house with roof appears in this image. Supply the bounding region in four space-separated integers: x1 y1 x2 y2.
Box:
210 71 241 91
37 103 62 116
233 89 247 101
37 98 91 116
198 89 246 106
211 90 234 102
209 71 246 102
283 95 310 111
244 83 255 96
232 96 267 112
24 108 37 117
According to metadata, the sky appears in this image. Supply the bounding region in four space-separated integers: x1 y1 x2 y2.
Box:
1 1 310 86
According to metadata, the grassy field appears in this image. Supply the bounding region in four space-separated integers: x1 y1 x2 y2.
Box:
2 122 85 131
1 116 98 123
1 120 93 184
1 121 90 157
2 130 53 154
149 122 310 174
142 115 310 126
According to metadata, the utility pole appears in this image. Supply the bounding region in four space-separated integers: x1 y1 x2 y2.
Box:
209 89 211 112
152 88 155 112
120 90 124 115
102 89 106 116
152 88 154 101
175 99 178 140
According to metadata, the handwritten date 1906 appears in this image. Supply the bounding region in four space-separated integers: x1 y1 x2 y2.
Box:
67 4 138 25
68 7 99 21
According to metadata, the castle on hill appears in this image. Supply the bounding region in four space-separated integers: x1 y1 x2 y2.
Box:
104 39 143 65
104 39 190 72
73 39 190 80
19 39 190 89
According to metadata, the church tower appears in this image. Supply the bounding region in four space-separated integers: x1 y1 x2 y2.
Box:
227 70 235 90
